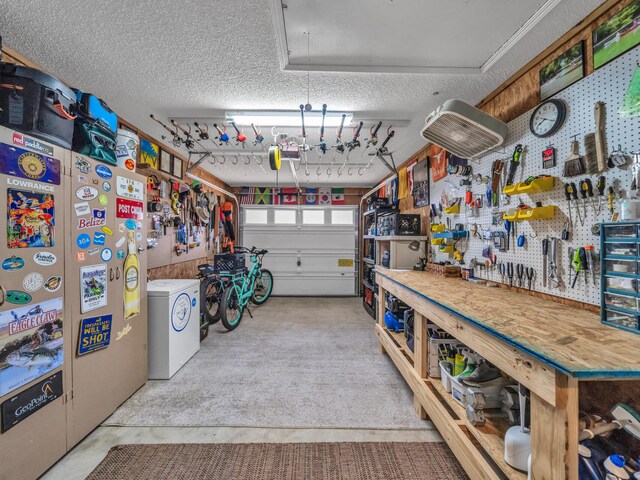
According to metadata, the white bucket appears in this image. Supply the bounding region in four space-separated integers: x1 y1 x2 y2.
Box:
116 128 139 172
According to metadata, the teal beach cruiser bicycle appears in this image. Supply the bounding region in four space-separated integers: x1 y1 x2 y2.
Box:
220 246 273 330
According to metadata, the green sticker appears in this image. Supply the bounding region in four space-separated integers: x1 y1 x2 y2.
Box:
99 194 109 206
6 290 32 304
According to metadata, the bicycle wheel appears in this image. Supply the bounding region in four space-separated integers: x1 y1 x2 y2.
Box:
220 284 244 331
251 269 273 305
201 277 222 324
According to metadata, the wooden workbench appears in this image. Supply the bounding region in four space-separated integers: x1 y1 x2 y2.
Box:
375 268 640 480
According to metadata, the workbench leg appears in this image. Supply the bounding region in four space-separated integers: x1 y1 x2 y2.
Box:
377 284 386 354
530 373 579 480
413 312 428 420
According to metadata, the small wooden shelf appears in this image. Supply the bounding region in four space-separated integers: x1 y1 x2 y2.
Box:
374 235 428 241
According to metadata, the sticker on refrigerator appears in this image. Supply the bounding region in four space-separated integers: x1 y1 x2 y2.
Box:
124 234 140 319
116 249 125 259
77 175 89 184
116 198 143 219
1 371 63 433
0 297 64 398
76 185 98 201
102 226 114 236
74 156 92 173
22 272 44 292
116 323 131 341
11 132 54 156
94 231 106 246
77 216 106 230
88 247 100 256
78 314 112 356
116 176 143 200
100 248 112 262
43 276 62 293
102 181 111 192
75 251 87 262
99 194 109 206
76 233 91 249
115 236 126 248
2 256 24 271
5 290 32 305
125 219 136 230
0 143 61 185
80 264 107 313
74 202 90 216
171 293 191 332
95 164 113 179
33 252 56 266
7 189 55 248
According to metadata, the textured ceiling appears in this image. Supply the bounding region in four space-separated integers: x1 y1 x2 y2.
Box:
0 0 605 187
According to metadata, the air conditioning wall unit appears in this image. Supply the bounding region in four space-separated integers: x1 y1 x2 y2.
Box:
419 99 508 159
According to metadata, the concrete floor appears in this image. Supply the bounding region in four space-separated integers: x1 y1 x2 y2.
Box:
40 297 441 479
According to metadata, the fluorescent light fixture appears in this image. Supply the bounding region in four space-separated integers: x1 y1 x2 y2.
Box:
226 110 353 128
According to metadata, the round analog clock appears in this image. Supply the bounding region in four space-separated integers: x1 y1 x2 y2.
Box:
529 99 566 138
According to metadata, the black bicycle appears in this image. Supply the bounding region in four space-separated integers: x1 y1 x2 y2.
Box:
197 264 226 325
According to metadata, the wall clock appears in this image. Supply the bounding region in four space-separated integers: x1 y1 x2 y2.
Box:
529 99 566 138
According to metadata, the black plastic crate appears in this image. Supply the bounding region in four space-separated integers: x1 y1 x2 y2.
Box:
377 213 421 236
214 253 245 274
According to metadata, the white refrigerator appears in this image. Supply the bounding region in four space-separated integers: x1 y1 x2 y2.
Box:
147 279 200 379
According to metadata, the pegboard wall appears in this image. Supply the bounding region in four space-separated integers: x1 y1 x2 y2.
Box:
429 46 640 306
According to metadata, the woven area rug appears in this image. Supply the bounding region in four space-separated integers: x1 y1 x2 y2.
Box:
87 442 468 480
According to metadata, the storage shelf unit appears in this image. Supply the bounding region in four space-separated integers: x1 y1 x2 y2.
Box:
600 221 640 333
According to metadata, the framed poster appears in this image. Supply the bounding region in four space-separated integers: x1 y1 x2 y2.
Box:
172 157 183 178
430 144 447 182
139 138 159 169
540 41 584 100
160 150 172 174
593 1 640 70
412 156 430 208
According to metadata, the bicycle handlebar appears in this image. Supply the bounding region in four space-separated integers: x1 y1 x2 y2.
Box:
235 246 268 255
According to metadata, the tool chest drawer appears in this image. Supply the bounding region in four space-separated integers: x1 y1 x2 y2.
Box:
604 224 639 239
604 258 638 275
604 241 639 257
604 292 638 311
605 276 638 294
603 309 639 330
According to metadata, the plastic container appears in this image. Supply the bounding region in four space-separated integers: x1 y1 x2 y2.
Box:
439 360 453 392
605 242 638 258
603 309 639 330
604 224 638 239
116 128 139 172
605 259 637 275
450 375 468 407
605 276 638 294
604 292 638 311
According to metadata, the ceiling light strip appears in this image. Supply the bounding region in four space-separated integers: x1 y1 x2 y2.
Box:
481 0 563 74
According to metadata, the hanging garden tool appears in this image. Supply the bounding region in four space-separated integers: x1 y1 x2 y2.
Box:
505 144 523 186
360 121 382 158
150 114 184 147
170 120 195 149
318 104 328 154
213 123 230 145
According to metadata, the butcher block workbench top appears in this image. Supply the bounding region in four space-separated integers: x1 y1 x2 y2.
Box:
375 268 640 379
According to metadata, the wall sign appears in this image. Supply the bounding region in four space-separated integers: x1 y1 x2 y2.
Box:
0 297 64 397
7 189 55 249
80 264 107 313
1 372 63 433
33 252 57 266
116 176 143 200
76 185 99 201
0 143 61 185
116 198 144 219
78 314 112 356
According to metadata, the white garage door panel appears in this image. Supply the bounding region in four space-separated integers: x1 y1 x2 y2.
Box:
241 206 357 296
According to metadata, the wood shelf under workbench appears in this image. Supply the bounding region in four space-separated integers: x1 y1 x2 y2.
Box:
375 267 640 479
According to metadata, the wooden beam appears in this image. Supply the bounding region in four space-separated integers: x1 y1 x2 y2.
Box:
413 312 428 420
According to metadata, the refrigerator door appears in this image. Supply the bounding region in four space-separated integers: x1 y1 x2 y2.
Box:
0 126 70 480
66 154 147 445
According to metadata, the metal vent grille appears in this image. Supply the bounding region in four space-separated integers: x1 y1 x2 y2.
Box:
420 113 503 159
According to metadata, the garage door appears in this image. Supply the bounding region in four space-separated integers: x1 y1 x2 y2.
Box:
240 206 358 296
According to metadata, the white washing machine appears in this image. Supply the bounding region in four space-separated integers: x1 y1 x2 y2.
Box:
147 279 200 379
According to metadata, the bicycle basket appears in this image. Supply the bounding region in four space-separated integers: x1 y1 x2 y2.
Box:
197 264 215 276
214 253 246 275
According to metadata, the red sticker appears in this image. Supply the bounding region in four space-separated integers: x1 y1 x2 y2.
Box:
116 198 144 219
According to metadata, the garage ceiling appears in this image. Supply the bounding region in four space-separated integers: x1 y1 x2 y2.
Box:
0 0 605 187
